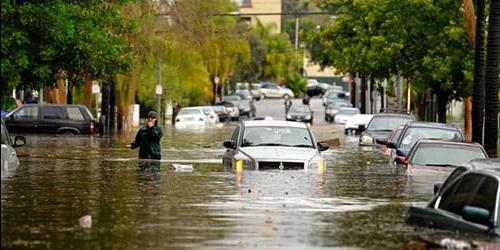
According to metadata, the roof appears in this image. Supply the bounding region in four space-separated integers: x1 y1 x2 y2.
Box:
416 139 484 148
467 158 500 170
243 120 308 128
372 112 416 118
405 121 460 130
20 103 86 108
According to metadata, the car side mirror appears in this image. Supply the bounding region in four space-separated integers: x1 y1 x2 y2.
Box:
375 138 387 145
13 135 26 147
463 206 491 226
387 142 397 149
358 124 366 132
433 183 442 194
223 141 235 149
317 142 329 152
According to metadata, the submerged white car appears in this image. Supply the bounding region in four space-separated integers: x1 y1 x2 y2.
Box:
222 120 329 171
344 114 373 135
175 107 209 129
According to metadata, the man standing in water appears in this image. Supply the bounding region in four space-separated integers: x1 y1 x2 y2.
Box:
127 111 163 160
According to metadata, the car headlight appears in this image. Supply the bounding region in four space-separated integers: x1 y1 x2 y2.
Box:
308 157 326 172
286 114 292 119
305 115 311 120
360 135 373 145
234 157 253 171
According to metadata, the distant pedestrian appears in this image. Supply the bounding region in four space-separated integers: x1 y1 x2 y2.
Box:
172 102 181 125
284 97 292 113
127 111 163 160
302 95 310 105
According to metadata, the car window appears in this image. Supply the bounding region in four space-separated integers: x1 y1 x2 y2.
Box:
469 176 498 223
410 144 487 166
241 126 313 147
12 106 38 120
438 167 468 195
399 127 463 149
41 106 64 120
388 128 403 145
367 116 414 131
231 126 240 144
1 122 10 145
438 173 483 216
178 109 202 115
67 107 85 121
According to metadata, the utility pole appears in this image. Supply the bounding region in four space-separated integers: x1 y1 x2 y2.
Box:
156 58 163 124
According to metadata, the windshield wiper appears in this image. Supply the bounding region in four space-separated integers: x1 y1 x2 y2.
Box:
292 144 314 148
255 143 291 147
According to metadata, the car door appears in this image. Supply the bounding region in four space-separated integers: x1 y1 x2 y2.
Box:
223 126 240 168
5 105 39 133
1 121 19 170
39 106 65 133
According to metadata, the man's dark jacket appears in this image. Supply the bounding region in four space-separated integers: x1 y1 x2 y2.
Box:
130 125 163 159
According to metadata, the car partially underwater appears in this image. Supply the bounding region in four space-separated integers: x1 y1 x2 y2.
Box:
222 120 329 171
406 159 500 236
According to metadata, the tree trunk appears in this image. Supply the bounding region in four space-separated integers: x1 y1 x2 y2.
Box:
43 79 66 104
484 0 500 157
464 97 472 142
66 80 73 104
472 0 486 144
109 80 116 132
350 73 356 107
82 72 93 109
101 84 110 134
437 91 448 123
360 74 367 114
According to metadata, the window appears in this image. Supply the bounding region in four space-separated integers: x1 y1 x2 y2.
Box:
469 176 498 221
41 106 64 120
411 144 487 166
438 174 483 216
12 106 38 120
67 107 85 121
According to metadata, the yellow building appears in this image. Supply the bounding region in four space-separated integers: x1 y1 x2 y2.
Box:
234 0 282 34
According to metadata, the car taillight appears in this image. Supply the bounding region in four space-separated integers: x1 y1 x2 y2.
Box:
90 121 95 134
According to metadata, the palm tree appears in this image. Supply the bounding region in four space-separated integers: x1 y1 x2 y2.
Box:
472 0 486 144
484 0 500 157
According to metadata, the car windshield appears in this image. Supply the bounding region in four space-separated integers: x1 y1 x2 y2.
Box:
367 116 413 131
338 108 360 115
242 126 313 148
178 109 201 115
399 127 463 149
411 144 487 166
289 105 310 113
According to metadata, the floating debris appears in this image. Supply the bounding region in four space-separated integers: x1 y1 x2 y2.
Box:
172 164 193 172
79 215 92 229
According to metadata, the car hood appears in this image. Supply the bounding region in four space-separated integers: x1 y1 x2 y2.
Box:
240 147 317 161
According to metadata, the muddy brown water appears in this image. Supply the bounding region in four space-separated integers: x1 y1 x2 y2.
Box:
1 102 496 249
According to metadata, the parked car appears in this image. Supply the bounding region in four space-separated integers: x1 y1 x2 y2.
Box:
222 120 329 171
406 159 500 236
306 79 323 97
5 104 97 135
286 104 314 124
215 101 240 121
334 107 360 124
258 82 294 99
358 113 416 146
224 95 255 118
1 119 26 179
212 105 229 123
174 107 209 129
322 89 348 106
344 114 373 135
201 106 219 125
387 122 465 165
324 100 352 122
235 89 253 100
394 139 488 175
250 83 263 101
376 125 404 156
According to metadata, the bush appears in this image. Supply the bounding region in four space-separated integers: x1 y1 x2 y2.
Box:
287 73 307 97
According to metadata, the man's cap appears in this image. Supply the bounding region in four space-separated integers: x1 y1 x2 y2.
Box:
148 111 157 119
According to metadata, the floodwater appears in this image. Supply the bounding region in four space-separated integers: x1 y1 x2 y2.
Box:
1 100 496 249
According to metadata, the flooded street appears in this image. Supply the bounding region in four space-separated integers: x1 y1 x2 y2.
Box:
1 99 493 249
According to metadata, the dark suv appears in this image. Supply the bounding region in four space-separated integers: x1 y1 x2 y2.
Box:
5 104 97 135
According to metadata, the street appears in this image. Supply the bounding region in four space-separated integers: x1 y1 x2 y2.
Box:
1 98 478 249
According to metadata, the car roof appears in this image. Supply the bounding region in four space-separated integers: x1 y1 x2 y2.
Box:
416 139 483 148
404 121 460 130
339 107 359 111
20 104 86 108
465 158 500 170
372 112 415 118
243 120 308 128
